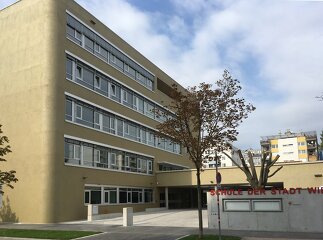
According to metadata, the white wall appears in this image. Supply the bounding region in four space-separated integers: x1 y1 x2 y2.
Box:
208 189 323 233
277 137 298 162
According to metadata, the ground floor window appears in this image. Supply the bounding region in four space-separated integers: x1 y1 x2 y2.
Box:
84 187 102 204
84 185 154 205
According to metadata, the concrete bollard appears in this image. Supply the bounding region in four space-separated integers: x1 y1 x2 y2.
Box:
123 207 133 226
87 204 98 221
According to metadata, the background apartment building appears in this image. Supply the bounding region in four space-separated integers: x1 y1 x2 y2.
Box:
260 130 318 162
0 0 193 223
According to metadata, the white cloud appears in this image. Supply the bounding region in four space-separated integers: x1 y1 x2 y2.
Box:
76 0 323 149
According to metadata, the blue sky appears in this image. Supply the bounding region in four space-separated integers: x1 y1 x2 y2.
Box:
1 0 323 149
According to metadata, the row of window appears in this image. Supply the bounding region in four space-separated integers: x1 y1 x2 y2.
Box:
65 138 153 174
66 55 170 123
65 96 181 154
85 185 153 205
272 142 308 149
66 14 154 91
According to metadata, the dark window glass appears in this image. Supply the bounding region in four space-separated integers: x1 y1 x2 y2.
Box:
85 36 94 52
83 68 94 88
144 190 153 203
119 190 127 203
90 191 101 204
132 192 139 203
104 192 109 203
84 191 90 204
66 59 73 80
110 191 117 203
65 100 72 121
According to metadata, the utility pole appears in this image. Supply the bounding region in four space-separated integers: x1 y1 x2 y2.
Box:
215 153 222 240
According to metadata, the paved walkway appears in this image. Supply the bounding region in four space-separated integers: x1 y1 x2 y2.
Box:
0 210 322 240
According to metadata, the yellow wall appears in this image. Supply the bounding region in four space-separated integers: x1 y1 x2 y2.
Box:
0 0 192 223
157 161 323 189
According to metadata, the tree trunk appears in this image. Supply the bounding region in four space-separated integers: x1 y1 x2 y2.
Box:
196 170 203 239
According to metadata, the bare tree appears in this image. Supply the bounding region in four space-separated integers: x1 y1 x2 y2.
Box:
224 150 283 188
0 125 18 193
155 70 255 239
316 93 323 101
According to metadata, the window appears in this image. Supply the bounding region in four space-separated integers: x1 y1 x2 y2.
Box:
65 138 154 174
66 96 179 154
75 30 82 41
94 43 100 53
104 187 117 204
148 132 155 146
84 187 101 204
119 188 127 203
148 160 153 173
298 150 306 154
147 80 153 90
84 36 94 52
94 149 100 163
94 76 101 89
252 200 282 212
110 152 116 165
83 68 94 87
76 65 82 80
66 58 73 80
83 146 93 166
65 100 73 121
137 159 142 169
76 105 82 119
66 56 171 128
67 25 82 45
110 54 116 63
117 119 124 136
67 14 156 92
64 141 81 165
110 84 116 96
224 200 251 212
75 105 93 127
124 156 130 167
282 144 293 147
110 117 115 134
124 64 129 72
144 189 153 203
94 112 101 129
145 101 155 118
138 97 144 113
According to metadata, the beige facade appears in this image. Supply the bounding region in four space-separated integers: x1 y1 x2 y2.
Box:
0 0 192 223
157 161 323 189
1 0 322 224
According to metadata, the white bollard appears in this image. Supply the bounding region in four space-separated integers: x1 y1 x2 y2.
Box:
87 204 93 221
87 205 98 221
123 207 133 226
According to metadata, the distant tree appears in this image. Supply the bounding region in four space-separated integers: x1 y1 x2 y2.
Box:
224 150 283 188
316 93 323 101
319 130 323 151
0 125 18 193
155 70 255 239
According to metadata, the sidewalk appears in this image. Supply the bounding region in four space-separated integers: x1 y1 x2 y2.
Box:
0 210 322 240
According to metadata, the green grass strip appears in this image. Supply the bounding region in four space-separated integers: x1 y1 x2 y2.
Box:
180 235 241 240
0 228 100 239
